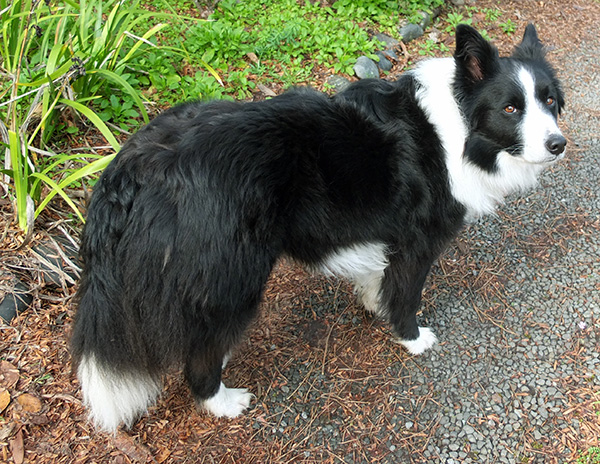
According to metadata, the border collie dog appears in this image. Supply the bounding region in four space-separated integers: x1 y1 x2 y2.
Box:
71 25 566 432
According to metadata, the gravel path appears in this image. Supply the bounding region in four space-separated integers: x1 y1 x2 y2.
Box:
433 44 598 464
393 39 598 464
401 39 600 463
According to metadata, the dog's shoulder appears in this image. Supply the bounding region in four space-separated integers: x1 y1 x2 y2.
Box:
333 76 418 124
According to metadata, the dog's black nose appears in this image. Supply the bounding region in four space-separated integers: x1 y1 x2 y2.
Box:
545 134 567 156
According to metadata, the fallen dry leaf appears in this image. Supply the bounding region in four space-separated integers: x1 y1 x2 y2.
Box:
114 432 152 462
0 389 10 413
9 428 24 464
155 447 172 463
257 84 277 97
17 393 42 413
0 361 19 388
0 422 17 441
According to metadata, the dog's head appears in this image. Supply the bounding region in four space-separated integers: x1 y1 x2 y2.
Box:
453 24 566 173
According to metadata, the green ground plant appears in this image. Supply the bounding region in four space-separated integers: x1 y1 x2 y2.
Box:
182 0 443 97
444 10 472 32
500 18 517 35
0 0 186 234
578 448 600 464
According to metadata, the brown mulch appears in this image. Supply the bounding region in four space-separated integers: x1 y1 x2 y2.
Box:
1 1 599 463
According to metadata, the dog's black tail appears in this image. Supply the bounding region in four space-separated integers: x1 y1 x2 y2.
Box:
71 162 163 433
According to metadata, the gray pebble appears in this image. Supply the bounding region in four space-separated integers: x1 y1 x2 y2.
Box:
374 51 393 71
327 75 351 93
418 11 432 30
399 23 424 43
373 33 399 49
353 56 379 79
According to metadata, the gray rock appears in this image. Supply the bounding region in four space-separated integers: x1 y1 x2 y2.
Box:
431 6 442 20
327 75 351 93
374 51 393 71
353 56 379 79
0 279 32 323
380 48 398 61
399 23 424 43
32 237 78 287
418 11 432 30
373 33 399 49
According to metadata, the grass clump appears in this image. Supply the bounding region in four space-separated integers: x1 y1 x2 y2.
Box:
0 0 184 233
1 0 445 235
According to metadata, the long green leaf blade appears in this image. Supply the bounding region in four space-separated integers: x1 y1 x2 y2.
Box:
33 154 115 221
8 130 30 232
59 99 121 151
30 171 85 222
88 69 149 123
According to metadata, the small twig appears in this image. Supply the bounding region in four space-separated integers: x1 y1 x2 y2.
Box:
105 121 131 136
69 145 114 152
27 146 57 158
398 40 410 70
38 293 75 303
41 393 81 405
44 231 81 273
20 85 45 135
30 245 77 287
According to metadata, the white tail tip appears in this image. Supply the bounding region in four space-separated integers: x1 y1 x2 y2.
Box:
77 354 161 433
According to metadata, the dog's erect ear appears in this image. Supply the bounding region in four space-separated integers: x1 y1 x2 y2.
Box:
454 24 499 83
512 23 546 60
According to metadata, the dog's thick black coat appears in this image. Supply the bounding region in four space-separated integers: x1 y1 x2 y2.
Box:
72 82 464 378
71 24 565 431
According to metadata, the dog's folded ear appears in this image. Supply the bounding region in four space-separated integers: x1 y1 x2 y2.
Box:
454 24 500 83
512 23 546 61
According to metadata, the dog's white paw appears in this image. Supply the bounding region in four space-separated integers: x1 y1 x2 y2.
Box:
202 383 254 418
392 327 438 355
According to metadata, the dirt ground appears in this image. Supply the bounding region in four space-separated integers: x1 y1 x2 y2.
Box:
1 0 599 463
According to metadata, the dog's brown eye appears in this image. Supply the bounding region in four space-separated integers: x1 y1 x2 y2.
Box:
504 105 517 114
546 97 555 106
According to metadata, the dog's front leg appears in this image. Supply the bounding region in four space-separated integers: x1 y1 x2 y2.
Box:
379 255 438 355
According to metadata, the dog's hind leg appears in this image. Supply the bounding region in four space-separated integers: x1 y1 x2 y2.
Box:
354 270 385 317
380 255 438 355
184 342 254 418
184 247 274 418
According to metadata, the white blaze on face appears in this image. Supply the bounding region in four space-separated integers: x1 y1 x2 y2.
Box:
517 67 564 164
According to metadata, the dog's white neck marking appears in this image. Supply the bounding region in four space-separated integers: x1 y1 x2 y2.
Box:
412 59 547 222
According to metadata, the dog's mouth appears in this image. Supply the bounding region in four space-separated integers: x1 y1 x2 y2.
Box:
522 151 566 165
505 137 567 165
